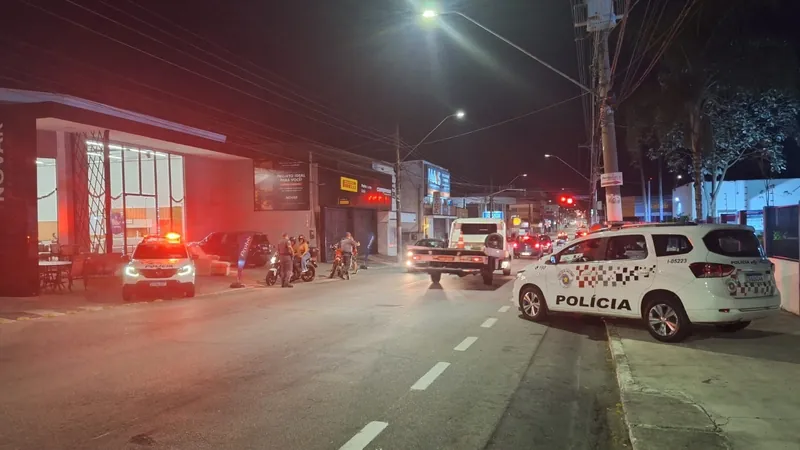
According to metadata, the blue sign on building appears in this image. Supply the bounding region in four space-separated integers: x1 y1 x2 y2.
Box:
482 210 504 219
426 165 451 198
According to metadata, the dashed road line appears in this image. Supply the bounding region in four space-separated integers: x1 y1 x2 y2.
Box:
498 305 511 313
480 318 498 328
454 336 478 352
339 421 388 450
410 362 450 391
0 318 16 324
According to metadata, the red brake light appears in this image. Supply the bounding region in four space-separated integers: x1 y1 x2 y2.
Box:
513 243 518 248
535 243 540 248
566 198 574 205
689 263 735 278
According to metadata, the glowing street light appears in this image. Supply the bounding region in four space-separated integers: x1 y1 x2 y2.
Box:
455 110 465 119
422 9 438 18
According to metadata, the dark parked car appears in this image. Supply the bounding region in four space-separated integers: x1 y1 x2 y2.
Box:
514 235 543 259
197 231 271 267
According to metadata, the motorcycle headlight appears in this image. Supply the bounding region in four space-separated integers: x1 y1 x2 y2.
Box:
124 265 140 277
270 256 277 264
178 264 194 276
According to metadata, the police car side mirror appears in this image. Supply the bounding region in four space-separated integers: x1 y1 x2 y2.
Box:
548 255 557 265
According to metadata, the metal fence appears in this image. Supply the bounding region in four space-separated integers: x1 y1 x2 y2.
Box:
763 204 799 261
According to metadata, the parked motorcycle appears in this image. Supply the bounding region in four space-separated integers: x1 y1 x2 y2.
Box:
265 251 316 286
329 244 346 279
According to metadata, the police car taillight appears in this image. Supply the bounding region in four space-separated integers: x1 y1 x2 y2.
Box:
689 263 735 278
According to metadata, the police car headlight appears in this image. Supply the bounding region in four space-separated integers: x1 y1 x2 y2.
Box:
270 256 277 264
177 264 194 276
124 265 140 277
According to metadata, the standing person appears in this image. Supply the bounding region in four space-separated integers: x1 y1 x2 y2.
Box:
339 232 358 280
278 233 294 288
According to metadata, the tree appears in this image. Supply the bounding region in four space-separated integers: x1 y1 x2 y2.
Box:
623 0 799 220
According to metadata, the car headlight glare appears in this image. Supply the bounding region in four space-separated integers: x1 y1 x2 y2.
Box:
178 264 194 276
124 265 140 277
270 256 277 264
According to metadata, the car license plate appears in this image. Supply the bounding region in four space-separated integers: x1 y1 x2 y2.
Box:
150 281 168 287
746 274 764 283
435 256 454 262
521 252 531 256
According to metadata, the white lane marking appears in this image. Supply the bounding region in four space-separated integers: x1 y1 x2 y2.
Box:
454 336 478 352
410 362 451 391
481 318 498 328
498 305 511 313
339 421 389 450
0 318 16 324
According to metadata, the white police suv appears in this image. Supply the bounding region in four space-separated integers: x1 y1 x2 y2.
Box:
122 233 196 301
512 223 781 342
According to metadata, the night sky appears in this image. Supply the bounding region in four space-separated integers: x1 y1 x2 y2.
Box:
1 0 798 197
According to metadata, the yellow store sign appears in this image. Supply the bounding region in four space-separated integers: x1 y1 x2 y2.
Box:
340 176 358 193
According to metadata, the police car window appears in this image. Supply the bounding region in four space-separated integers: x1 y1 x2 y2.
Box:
605 235 648 261
461 223 498 234
133 242 188 259
703 229 763 258
652 234 693 257
558 238 603 264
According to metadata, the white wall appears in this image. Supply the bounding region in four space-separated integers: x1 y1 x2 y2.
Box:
672 179 800 220
183 156 314 246
771 258 799 315
36 161 58 222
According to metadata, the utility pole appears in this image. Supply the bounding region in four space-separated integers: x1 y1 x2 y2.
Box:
597 31 622 222
394 124 403 262
573 0 625 223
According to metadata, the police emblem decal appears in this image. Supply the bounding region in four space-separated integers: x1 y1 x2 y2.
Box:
558 269 575 288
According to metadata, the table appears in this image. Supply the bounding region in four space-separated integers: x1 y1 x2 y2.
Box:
39 261 73 292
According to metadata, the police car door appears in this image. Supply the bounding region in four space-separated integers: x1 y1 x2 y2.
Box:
591 233 656 318
548 237 605 313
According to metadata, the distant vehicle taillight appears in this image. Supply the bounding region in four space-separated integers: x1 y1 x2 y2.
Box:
689 262 735 278
535 243 540 248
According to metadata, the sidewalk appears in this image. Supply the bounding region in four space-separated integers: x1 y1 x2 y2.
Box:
607 312 800 450
0 260 394 324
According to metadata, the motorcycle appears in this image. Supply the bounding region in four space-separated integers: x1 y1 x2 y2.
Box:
265 251 316 286
329 244 346 279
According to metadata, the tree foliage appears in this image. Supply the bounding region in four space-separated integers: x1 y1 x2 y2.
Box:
622 0 800 220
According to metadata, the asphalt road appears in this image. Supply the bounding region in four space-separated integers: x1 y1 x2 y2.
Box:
0 259 628 450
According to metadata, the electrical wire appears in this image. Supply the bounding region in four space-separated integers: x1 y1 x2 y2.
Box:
102 0 415 150
419 93 588 146
15 0 411 150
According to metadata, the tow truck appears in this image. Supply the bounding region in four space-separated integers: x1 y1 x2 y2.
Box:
407 218 513 285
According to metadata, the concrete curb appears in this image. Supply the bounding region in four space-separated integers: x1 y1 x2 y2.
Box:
604 321 641 450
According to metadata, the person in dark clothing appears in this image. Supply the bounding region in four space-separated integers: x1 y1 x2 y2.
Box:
277 233 294 288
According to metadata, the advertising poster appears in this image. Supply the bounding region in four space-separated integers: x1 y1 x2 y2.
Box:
254 160 310 211
426 164 451 198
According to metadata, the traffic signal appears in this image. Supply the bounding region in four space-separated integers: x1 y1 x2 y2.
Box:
558 195 576 207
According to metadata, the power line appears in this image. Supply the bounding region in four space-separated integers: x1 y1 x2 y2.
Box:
420 94 587 146
15 0 410 150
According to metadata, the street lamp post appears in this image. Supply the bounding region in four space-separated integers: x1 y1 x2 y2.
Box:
395 110 465 262
422 10 594 96
544 154 589 181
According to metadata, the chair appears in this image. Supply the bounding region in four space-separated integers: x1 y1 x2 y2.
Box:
70 253 88 290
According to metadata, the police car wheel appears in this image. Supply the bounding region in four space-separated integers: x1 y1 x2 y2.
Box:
644 297 690 343
122 287 134 302
519 286 547 321
715 321 750 333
